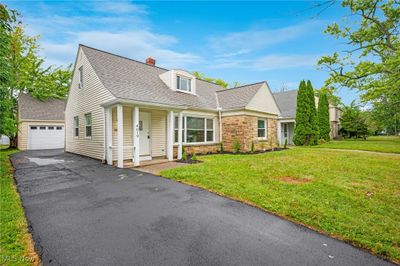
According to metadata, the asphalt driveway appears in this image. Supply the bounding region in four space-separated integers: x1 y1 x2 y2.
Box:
11 150 393 266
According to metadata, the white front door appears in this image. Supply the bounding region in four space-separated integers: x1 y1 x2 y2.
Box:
139 112 151 157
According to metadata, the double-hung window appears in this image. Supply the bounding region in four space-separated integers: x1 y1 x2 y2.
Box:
74 116 79 137
85 113 92 138
177 76 191 92
174 116 214 144
174 116 185 143
257 119 267 139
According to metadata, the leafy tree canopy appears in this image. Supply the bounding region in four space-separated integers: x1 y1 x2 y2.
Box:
318 0 400 102
0 4 72 147
339 101 369 138
192 71 243 89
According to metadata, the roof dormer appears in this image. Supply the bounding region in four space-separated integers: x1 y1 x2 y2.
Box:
159 70 196 95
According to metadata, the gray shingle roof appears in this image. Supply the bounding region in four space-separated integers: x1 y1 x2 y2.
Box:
273 90 297 118
81 45 224 110
216 82 264 110
18 93 66 120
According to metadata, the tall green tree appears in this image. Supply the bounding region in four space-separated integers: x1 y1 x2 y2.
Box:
317 93 331 141
293 81 308 145
0 4 72 148
294 80 319 145
339 101 368 139
307 80 319 145
318 0 400 134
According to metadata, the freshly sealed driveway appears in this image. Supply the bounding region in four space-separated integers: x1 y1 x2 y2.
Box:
11 150 393 266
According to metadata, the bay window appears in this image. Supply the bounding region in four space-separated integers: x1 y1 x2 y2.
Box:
174 115 214 144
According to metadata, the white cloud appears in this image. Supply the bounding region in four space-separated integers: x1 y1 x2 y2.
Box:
251 54 320 70
209 21 318 55
93 1 148 14
211 54 321 71
41 30 201 68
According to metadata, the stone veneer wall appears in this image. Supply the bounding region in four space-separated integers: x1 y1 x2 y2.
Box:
173 144 220 157
221 115 277 152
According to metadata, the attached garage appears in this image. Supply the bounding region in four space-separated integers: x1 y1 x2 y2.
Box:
18 93 66 150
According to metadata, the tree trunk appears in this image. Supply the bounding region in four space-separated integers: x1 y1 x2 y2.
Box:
9 135 17 149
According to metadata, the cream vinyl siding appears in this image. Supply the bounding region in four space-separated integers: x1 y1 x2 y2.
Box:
111 108 167 161
65 49 116 160
246 83 280 115
151 110 167 157
17 121 64 150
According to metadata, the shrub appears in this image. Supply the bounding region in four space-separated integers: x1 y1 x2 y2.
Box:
219 142 224 153
250 141 255 153
191 153 197 161
182 147 187 160
284 138 288 149
232 138 241 153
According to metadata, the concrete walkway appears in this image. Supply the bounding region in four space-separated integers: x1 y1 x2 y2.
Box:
11 149 394 266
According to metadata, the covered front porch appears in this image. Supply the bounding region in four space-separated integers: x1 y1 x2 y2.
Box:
104 103 185 168
277 120 295 145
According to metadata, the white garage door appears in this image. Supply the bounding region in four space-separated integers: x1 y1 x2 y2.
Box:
28 125 65 150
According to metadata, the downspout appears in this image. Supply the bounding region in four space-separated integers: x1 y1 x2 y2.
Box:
215 92 223 143
218 107 223 143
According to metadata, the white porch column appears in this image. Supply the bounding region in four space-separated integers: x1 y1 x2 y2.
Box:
167 110 174 161
133 106 140 166
277 121 282 145
105 107 113 165
117 104 124 168
177 111 183 159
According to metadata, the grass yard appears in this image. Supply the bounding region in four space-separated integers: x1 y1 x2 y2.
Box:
0 149 39 266
315 136 400 154
161 148 400 263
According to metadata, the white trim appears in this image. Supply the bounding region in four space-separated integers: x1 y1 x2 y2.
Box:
133 106 140 166
105 107 113 165
177 111 183 159
173 142 219 147
257 118 267 140
221 109 278 118
167 110 174 161
117 104 124 168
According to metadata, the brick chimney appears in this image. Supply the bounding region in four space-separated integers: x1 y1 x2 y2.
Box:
146 57 155 66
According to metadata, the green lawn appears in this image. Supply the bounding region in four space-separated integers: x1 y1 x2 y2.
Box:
315 136 400 154
161 148 400 263
0 149 39 266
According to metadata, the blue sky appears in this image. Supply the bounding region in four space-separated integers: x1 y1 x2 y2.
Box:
7 1 359 104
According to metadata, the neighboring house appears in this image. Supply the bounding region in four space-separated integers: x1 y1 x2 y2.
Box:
0 135 10 146
17 93 66 150
273 90 341 145
329 104 341 139
65 45 280 168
